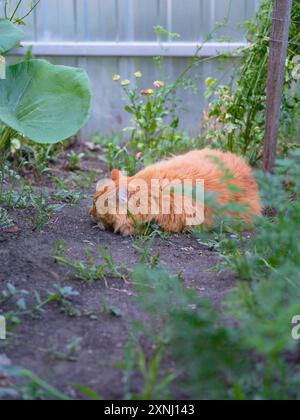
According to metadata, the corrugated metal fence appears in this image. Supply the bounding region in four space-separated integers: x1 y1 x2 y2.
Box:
2 0 261 139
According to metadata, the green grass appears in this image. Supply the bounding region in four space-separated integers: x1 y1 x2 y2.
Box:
52 241 126 283
0 366 72 400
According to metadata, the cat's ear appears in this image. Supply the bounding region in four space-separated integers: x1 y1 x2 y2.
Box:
111 169 121 182
119 186 128 203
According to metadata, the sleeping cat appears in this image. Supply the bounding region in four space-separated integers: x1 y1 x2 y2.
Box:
90 149 262 236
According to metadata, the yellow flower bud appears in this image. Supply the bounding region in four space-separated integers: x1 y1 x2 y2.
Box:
141 89 154 96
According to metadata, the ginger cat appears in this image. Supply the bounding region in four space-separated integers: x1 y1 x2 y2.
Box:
90 149 262 236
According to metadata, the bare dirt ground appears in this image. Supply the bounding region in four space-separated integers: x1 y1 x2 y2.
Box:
0 148 236 399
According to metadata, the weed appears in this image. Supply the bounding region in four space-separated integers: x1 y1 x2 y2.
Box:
0 207 14 231
101 304 123 318
192 223 247 255
99 143 140 176
19 142 63 175
0 124 65 177
0 284 80 335
98 133 205 176
51 189 85 204
120 338 176 400
75 385 102 400
133 238 161 269
67 151 85 171
53 242 125 283
0 366 71 400
48 337 82 362
128 211 168 241
91 132 122 148
29 190 60 231
67 170 99 191
0 163 67 230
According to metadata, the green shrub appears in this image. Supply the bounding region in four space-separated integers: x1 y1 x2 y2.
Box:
204 0 300 163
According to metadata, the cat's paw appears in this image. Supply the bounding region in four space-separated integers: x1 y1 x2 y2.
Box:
97 221 106 231
117 224 136 236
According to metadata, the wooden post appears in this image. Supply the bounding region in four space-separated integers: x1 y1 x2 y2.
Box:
263 0 293 172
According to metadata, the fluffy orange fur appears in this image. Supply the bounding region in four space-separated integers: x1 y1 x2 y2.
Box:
90 149 262 236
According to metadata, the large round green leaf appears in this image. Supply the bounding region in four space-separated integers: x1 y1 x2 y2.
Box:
0 19 24 54
0 59 92 144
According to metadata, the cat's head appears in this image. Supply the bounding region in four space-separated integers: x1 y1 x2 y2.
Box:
90 169 133 234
